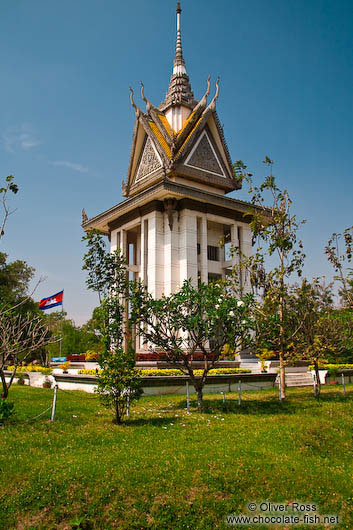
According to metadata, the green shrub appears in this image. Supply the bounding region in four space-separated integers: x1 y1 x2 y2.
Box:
0 400 14 422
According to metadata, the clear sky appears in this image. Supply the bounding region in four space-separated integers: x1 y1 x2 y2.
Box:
1 0 352 325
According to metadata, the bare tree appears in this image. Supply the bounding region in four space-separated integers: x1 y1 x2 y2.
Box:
0 175 18 241
0 311 57 399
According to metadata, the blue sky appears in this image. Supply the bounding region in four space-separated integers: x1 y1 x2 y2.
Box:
1 0 352 324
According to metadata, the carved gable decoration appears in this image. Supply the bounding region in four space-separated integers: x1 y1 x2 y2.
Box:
135 137 162 182
184 130 225 177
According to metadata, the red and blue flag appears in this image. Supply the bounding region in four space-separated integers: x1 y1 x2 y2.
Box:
39 290 64 311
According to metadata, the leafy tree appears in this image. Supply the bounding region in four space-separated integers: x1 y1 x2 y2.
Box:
130 279 254 411
283 279 334 396
45 313 102 358
325 227 353 309
0 252 37 314
82 231 141 424
232 158 306 401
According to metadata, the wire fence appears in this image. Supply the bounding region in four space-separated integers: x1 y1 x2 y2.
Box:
4 375 350 425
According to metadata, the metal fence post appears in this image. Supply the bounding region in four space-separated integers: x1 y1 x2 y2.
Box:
238 379 241 405
186 381 190 413
126 393 130 417
50 385 58 421
342 373 346 395
221 391 225 404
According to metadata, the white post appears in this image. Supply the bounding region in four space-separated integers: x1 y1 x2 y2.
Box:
126 393 130 417
186 381 190 413
342 373 346 395
238 379 241 405
50 384 58 421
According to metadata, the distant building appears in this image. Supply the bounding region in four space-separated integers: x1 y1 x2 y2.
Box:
83 2 254 358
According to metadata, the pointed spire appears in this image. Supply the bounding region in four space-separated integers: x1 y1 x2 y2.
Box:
160 2 197 111
174 2 185 75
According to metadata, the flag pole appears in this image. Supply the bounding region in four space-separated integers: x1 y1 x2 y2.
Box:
59 292 64 357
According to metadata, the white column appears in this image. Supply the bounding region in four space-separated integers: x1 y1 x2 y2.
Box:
122 229 127 260
147 211 164 298
179 210 198 287
164 212 179 295
140 220 146 283
241 224 253 293
200 215 208 283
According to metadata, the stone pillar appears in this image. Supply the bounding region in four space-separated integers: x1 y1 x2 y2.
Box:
200 215 208 283
147 210 164 298
140 219 147 284
179 209 198 286
164 211 179 296
241 224 253 293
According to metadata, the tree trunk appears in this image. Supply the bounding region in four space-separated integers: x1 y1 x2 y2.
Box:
114 400 122 424
189 372 205 412
279 249 286 401
0 370 8 400
279 352 285 401
196 387 203 411
313 359 321 398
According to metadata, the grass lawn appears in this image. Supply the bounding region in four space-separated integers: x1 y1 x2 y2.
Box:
0 385 352 530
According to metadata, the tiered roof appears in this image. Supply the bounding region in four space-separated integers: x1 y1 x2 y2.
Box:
122 2 241 198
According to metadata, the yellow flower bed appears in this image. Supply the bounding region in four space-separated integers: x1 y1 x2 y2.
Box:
78 367 251 376
7 365 52 375
309 363 353 374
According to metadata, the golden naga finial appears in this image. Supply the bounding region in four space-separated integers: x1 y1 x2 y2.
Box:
197 75 211 110
129 86 140 116
81 208 88 224
140 81 152 113
209 77 220 111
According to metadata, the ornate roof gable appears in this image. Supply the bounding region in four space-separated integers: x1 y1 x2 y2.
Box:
122 3 240 198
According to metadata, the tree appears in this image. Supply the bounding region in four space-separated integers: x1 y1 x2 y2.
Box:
45 313 102 358
0 252 37 314
325 227 353 309
0 175 58 396
82 230 141 424
0 175 18 241
232 158 306 401
283 279 334 396
130 279 254 411
0 309 55 399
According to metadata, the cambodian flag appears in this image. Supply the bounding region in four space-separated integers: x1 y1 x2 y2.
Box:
39 290 64 310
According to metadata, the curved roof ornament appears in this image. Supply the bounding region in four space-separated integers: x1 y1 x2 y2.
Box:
140 81 152 113
129 86 141 117
209 77 220 111
193 75 211 113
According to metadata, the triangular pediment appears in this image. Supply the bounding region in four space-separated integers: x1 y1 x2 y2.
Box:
184 130 225 177
135 136 162 182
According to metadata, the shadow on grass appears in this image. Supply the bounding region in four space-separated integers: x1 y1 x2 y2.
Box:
167 388 351 416
124 415 179 427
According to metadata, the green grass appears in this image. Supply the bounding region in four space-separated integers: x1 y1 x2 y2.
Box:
1 385 352 530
